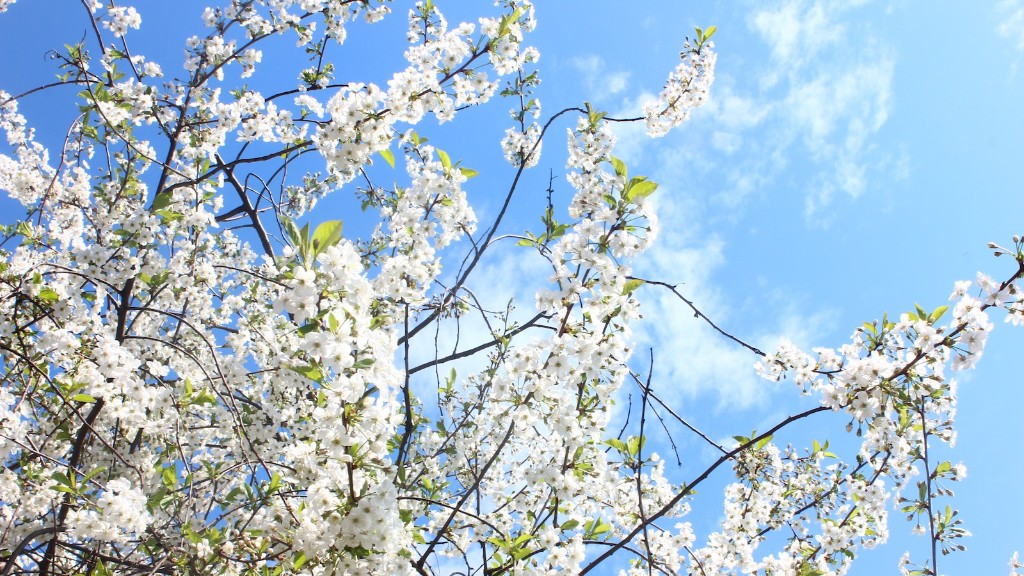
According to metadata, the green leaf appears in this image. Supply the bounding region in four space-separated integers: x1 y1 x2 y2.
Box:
626 180 658 202
150 191 174 212
288 364 324 382
37 287 60 303
281 215 302 247
584 102 607 128
610 155 627 178
293 551 307 570
162 466 177 489
437 149 452 172
605 438 627 453
703 25 717 42
192 388 217 406
310 220 343 256
378 148 396 168
352 358 375 369
154 209 182 222
51 471 74 489
82 467 106 484
144 271 169 289
753 434 773 450
928 305 949 323
626 435 645 457
459 166 479 179
622 278 645 295
590 520 612 537
560 519 580 531
497 7 524 37
72 393 96 403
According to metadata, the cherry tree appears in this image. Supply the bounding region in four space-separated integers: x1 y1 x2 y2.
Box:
0 1 1022 575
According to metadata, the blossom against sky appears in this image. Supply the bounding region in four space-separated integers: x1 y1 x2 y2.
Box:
1 0 1022 573
545 3 1024 573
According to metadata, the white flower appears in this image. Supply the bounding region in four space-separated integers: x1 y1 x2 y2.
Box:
102 5 141 36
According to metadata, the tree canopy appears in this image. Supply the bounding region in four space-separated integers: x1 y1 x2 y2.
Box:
0 1 1022 575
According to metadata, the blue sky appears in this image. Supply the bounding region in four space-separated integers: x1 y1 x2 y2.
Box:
1 1 1023 573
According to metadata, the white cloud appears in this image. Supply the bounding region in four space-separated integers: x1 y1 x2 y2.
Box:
631 236 767 410
712 130 742 154
751 0 845 75
568 55 631 102
702 86 773 162
607 90 655 164
734 0 897 223
997 0 1024 51
713 89 772 131
613 2 896 227
775 53 893 221
626 179 836 410
629 271 836 411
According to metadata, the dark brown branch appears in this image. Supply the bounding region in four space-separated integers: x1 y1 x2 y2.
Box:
2 527 61 576
633 277 767 357
579 405 830 574
407 311 551 375
399 106 590 347
215 154 276 258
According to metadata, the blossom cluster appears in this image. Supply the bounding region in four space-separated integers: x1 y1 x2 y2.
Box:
753 239 1024 572
644 37 717 137
0 1 555 573
393 111 693 576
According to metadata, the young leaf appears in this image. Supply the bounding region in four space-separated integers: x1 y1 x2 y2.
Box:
928 305 949 323
622 278 645 295
288 364 324 382
37 287 60 304
753 434 773 450
584 102 607 127
610 155 627 178
310 220 343 256
626 180 658 202
379 148 396 168
605 438 627 453
150 191 174 212
281 215 302 247
437 148 452 172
